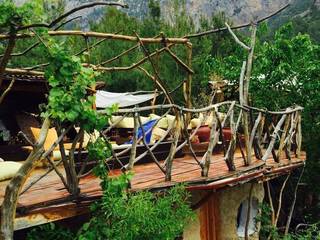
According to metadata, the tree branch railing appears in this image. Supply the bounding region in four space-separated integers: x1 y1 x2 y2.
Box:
96 102 303 180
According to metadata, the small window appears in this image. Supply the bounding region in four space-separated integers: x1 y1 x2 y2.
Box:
236 197 259 237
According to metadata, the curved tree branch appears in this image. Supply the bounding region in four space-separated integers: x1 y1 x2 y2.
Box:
0 118 50 240
17 2 128 31
0 33 16 88
185 3 290 38
0 76 15 105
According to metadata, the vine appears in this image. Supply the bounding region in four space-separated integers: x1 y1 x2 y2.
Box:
43 41 108 132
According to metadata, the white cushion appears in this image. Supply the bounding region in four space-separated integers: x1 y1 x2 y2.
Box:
205 112 225 125
150 127 167 144
166 115 176 128
187 113 205 129
111 116 149 128
0 161 22 181
188 118 201 129
149 114 168 129
83 130 100 147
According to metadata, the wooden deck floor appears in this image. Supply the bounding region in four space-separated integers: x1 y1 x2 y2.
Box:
0 151 306 230
0 151 306 206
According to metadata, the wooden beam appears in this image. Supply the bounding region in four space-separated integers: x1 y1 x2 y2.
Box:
0 31 189 44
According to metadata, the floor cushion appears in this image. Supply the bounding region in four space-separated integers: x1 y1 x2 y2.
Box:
0 161 22 181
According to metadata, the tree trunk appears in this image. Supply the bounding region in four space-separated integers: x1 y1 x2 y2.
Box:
0 118 50 240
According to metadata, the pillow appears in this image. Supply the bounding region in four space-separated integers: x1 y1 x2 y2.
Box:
31 127 81 152
111 116 149 129
0 161 22 181
52 150 70 161
149 114 168 129
30 127 58 151
150 127 167 144
188 118 201 129
166 115 176 128
205 112 226 126
83 130 100 147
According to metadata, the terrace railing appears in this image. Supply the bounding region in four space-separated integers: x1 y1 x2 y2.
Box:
99 102 303 181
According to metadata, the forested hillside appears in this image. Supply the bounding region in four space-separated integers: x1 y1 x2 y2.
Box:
10 0 320 42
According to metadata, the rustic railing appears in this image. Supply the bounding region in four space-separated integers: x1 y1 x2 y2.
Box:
17 101 303 198
99 102 303 181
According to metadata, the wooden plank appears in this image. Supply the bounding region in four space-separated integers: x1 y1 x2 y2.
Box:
0 150 306 231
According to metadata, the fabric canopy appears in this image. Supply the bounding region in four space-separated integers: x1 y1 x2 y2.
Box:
95 90 156 108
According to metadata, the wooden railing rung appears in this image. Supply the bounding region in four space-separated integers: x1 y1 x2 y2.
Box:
262 112 288 161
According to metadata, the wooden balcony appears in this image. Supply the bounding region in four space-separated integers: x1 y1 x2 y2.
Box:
0 101 306 230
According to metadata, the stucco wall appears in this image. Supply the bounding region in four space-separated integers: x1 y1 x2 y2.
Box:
183 182 265 240
217 182 264 240
183 209 201 240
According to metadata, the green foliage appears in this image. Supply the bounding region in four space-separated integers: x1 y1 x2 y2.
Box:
257 202 320 240
267 0 320 43
0 0 44 32
250 25 320 200
76 149 194 240
42 42 108 132
148 0 161 20
4 2 194 240
256 203 280 239
208 22 320 197
250 23 320 111
77 175 193 240
26 135 191 239
88 5 237 105
88 137 112 178
283 223 320 240
26 118 193 240
26 222 75 240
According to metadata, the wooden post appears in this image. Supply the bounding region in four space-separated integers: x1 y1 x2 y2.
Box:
276 114 290 161
165 116 181 181
0 33 16 89
239 61 246 105
266 181 275 226
151 89 158 114
225 110 241 171
185 42 193 122
257 114 265 151
284 111 299 160
296 112 302 158
243 23 257 166
243 23 257 105
285 166 305 235
202 109 218 177
262 113 287 161
56 125 73 190
68 128 83 196
127 112 138 171
242 112 251 166
274 173 291 227
249 112 262 159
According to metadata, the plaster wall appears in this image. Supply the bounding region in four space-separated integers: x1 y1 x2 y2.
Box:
183 182 265 240
217 182 264 240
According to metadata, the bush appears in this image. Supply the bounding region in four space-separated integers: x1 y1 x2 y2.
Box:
26 223 75 240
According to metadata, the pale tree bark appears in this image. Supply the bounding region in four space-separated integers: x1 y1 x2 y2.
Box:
243 23 257 166
0 118 50 240
0 33 16 88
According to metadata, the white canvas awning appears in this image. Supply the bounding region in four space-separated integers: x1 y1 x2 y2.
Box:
95 90 156 108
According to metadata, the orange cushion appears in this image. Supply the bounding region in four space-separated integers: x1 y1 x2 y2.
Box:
30 127 58 151
30 127 81 152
